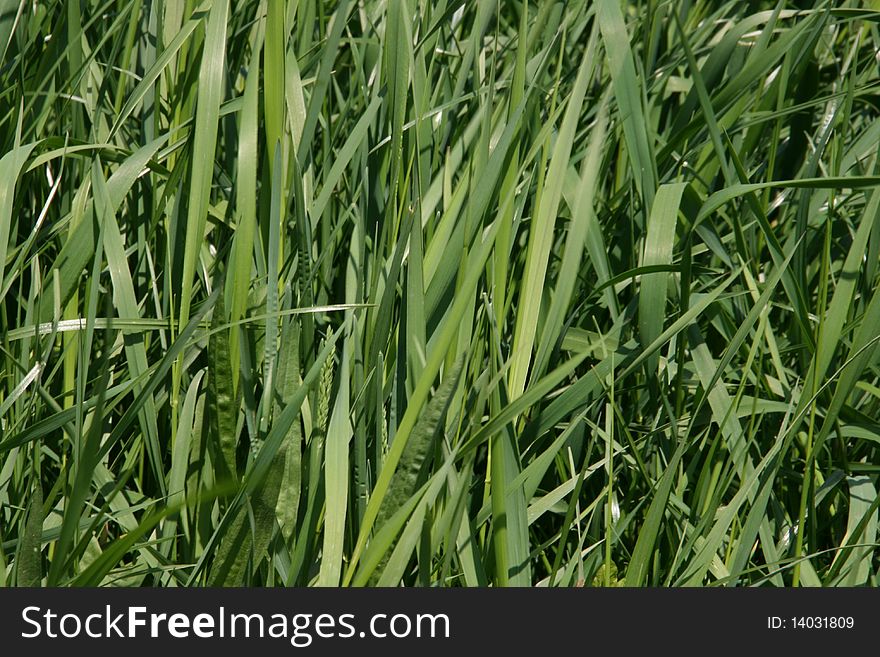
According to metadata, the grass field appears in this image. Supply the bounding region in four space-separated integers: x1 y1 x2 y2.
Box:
1 0 880 587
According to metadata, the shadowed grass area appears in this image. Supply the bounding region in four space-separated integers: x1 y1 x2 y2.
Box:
1 0 879 587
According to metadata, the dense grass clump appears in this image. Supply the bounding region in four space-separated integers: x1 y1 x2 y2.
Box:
1 0 880 587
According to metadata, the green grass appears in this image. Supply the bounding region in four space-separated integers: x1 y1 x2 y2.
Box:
1 0 880 587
